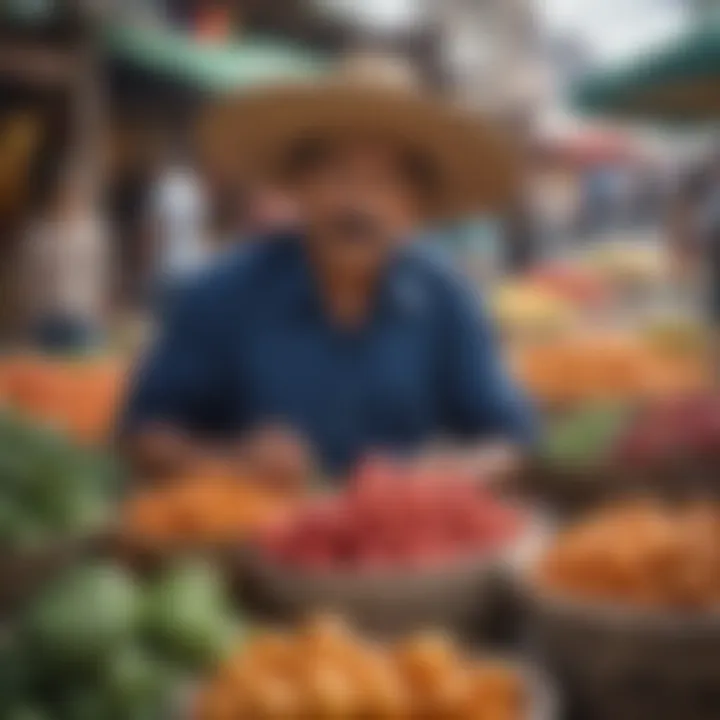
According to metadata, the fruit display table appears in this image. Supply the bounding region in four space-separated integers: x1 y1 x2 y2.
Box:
0 353 128 445
522 502 720 720
0 416 552 718
510 330 710 412
1 269 718 719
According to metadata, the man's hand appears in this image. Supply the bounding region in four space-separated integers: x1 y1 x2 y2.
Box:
415 441 522 489
125 424 207 483
126 423 314 493
237 425 314 494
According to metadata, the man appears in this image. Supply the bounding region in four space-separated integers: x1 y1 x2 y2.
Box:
21 161 109 353
669 159 720 377
122 65 535 483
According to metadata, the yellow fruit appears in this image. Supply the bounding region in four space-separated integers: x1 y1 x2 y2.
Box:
493 283 577 338
394 631 463 689
353 653 411 718
300 614 357 661
465 663 526 717
243 673 300 719
300 661 359 718
196 686 241 720
245 632 298 678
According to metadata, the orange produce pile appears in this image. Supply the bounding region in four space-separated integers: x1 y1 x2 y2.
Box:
198 615 527 720
123 472 296 547
527 263 610 310
512 334 708 405
0 355 126 444
538 502 720 610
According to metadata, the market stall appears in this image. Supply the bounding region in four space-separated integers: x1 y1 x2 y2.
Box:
0 405 554 718
0 2 97 340
104 21 328 310
5 16 720 720
573 25 720 122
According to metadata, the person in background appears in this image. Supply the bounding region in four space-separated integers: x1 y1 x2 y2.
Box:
210 182 298 250
121 61 535 486
20 161 109 354
146 135 209 316
668 160 720 375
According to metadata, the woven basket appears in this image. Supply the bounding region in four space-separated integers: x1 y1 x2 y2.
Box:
524 585 720 720
244 518 546 640
245 550 499 640
519 459 624 518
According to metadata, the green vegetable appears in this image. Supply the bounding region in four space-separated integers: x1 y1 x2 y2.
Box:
56 693 112 720
27 563 142 665
543 403 631 468
6 706 48 720
144 560 237 668
0 630 32 705
104 644 163 708
7 552 241 717
0 409 118 550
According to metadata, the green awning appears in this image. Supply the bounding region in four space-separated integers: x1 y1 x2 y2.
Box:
2 0 58 24
572 26 720 122
105 24 328 93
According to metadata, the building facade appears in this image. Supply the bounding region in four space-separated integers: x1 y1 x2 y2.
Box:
424 0 544 120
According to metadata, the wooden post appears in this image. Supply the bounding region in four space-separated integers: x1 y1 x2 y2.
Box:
0 0 109 343
66 0 111 328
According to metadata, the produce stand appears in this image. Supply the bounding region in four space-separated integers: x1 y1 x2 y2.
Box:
0 173 716 718
527 588 720 720
6 14 720 720
1 313 718 720
105 24 328 95
0 404 555 717
1 269 718 719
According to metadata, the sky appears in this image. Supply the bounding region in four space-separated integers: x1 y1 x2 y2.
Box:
540 0 689 62
331 0 691 63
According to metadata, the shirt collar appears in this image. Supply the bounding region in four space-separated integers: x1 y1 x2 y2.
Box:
379 255 427 319
284 233 426 325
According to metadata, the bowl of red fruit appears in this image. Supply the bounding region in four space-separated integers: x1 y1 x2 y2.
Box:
246 461 529 638
614 393 720 498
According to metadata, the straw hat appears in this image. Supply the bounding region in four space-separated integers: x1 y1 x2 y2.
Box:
199 54 520 220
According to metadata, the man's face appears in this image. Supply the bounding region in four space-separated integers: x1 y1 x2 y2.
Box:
249 186 298 231
292 138 425 273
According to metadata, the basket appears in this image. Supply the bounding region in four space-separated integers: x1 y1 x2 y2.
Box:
520 454 720 521
523 583 720 720
244 518 546 640
245 550 499 639
518 459 625 518
525 662 560 720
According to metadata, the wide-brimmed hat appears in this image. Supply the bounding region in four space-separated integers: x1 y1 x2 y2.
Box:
199 54 520 220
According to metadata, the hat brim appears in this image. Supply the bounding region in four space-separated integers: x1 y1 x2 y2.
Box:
199 83 520 220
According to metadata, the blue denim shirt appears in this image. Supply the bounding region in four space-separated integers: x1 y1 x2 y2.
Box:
122 233 535 475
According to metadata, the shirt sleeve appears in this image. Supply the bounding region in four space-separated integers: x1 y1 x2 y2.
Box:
439 278 537 445
119 278 231 438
